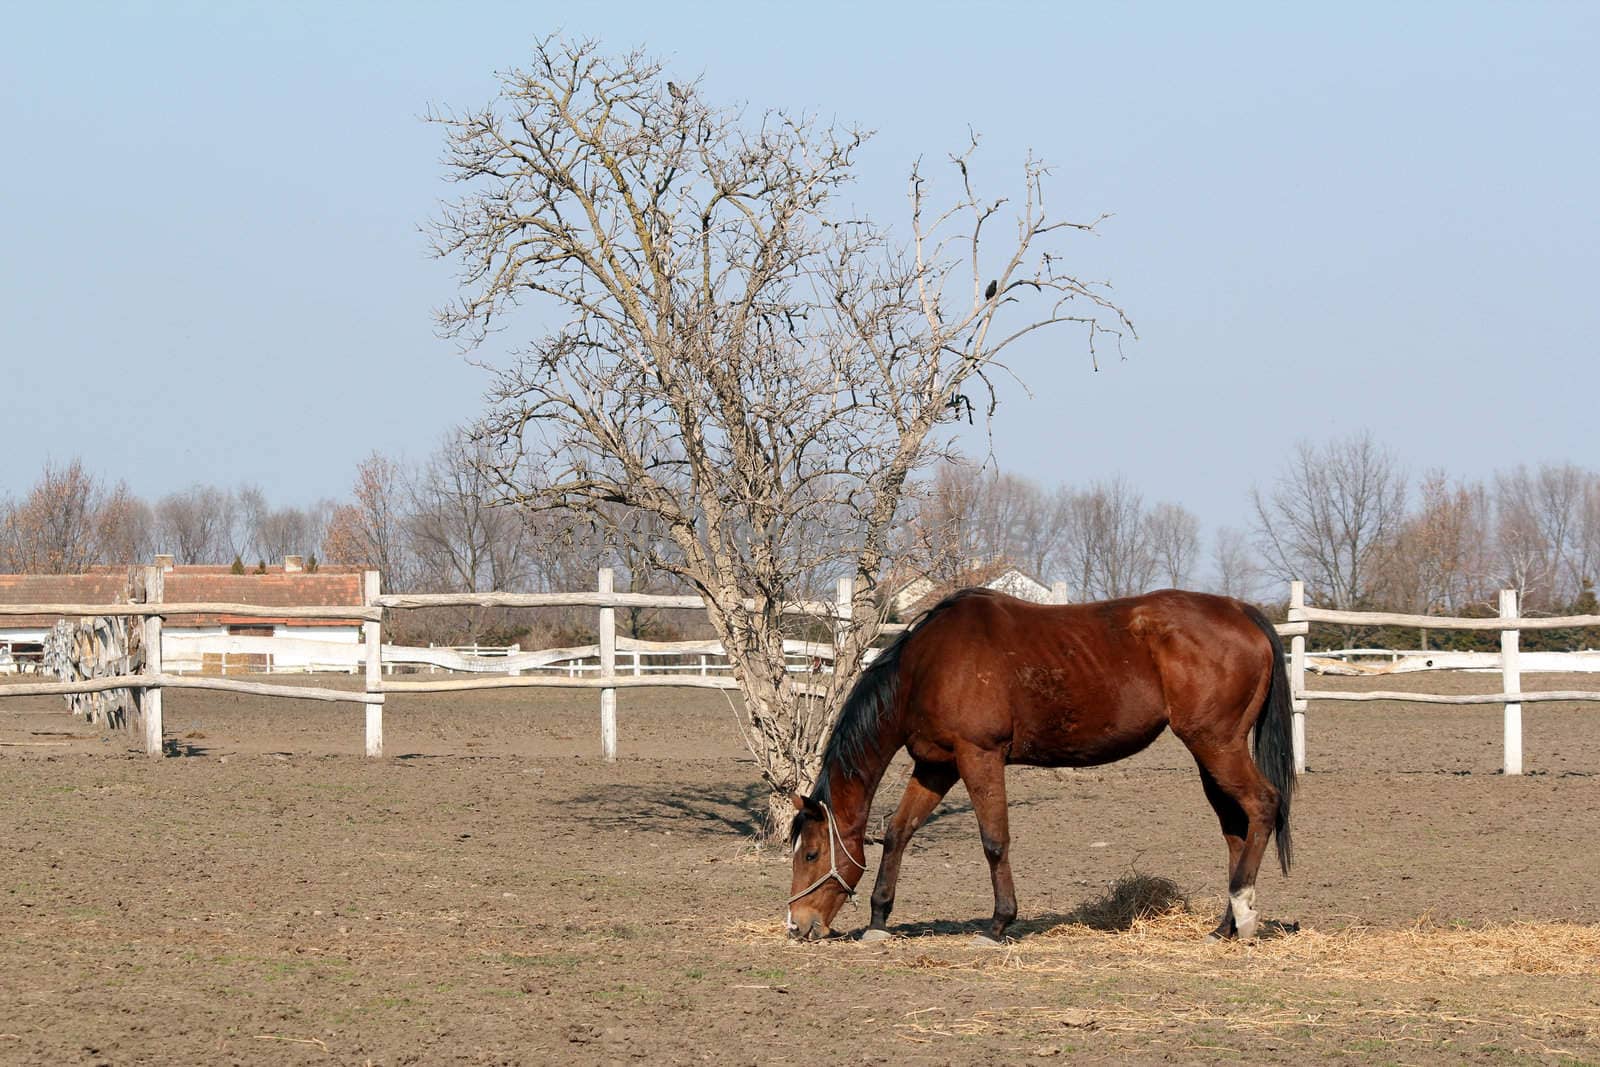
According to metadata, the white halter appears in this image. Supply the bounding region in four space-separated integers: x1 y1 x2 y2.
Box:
786 799 868 906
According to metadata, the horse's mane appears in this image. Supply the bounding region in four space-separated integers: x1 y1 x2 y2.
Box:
812 588 990 806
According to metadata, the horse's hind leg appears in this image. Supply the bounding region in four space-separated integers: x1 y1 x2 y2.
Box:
867 760 958 936
1195 765 1247 939
954 745 1017 942
1188 741 1279 940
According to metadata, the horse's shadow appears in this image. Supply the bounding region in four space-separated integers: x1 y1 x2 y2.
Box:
865 911 1299 942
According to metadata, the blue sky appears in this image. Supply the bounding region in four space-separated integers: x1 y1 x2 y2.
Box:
3 2 1596 542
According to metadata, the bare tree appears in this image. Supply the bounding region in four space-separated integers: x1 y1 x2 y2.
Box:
1146 501 1200 589
1492 463 1596 609
1576 476 1600 603
429 38 1130 838
94 484 154 565
899 462 996 590
1493 479 1554 611
324 452 414 586
1209 526 1263 601
1062 477 1157 600
1376 472 1491 641
154 485 234 565
407 434 541 642
0 460 122 573
1251 433 1407 611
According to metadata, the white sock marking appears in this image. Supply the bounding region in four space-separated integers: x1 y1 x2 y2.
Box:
1230 885 1259 939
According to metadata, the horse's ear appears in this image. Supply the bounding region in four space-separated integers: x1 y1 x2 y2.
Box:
790 793 806 812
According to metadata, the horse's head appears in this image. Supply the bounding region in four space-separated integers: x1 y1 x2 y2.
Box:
785 793 865 940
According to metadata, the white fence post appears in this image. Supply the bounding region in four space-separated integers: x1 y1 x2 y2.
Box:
1501 588 1522 775
1288 580 1308 775
835 576 854 671
1050 580 1069 605
363 570 383 757
598 568 617 761
142 565 164 757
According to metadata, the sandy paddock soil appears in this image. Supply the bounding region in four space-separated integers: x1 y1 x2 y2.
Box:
3 671 1600 1065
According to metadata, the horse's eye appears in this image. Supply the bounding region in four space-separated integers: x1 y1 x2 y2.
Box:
804 851 819 863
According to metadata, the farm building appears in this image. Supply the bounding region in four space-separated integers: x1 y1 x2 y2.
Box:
888 559 1064 619
0 556 366 674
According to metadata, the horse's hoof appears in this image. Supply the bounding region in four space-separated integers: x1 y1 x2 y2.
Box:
858 928 892 943
971 934 1005 947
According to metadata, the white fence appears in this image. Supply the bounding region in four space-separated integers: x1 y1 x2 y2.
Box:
1283 580 1600 776
157 634 839 678
7 570 1600 774
0 566 871 760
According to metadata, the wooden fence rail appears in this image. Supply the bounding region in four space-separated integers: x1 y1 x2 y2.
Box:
8 571 1596 772
1286 581 1600 776
0 567 873 760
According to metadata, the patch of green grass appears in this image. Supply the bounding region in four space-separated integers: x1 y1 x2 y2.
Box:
1343 1037 1393 1054
606 923 647 940
495 952 581 970
592 983 660 1004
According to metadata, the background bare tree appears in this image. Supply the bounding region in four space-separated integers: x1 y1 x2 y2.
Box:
1251 433 1407 611
0 460 138 573
1146 501 1200 589
155 485 235 565
324 452 415 586
429 38 1130 838
407 435 541 643
1061 476 1158 599
1209 526 1263 600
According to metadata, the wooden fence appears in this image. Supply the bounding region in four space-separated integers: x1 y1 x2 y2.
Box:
1284 580 1600 776
7 569 1600 774
0 566 871 760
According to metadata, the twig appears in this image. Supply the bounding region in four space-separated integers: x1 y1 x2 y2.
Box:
254 1035 329 1052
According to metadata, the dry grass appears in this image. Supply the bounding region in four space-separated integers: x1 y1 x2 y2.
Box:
1057 872 1189 931
732 876 1600 1053
748 876 1600 983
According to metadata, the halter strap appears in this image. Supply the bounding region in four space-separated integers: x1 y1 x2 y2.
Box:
786 799 868 906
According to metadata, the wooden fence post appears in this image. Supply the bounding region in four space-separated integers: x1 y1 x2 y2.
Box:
363 570 383 757
142 565 164 757
598 568 617 761
1288 580 1308 775
835 576 854 672
1501 588 1522 775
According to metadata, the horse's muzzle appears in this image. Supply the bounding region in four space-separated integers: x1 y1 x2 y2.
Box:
786 915 830 941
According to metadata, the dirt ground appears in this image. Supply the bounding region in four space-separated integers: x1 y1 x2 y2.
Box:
3 671 1600 1065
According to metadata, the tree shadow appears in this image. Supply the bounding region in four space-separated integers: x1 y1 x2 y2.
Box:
562 780 1052 844
566 780 770 837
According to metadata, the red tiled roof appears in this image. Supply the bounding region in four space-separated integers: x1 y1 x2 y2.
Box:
0 568 365 629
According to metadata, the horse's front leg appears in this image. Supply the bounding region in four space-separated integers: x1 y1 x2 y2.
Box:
955 745 1016 942
866 761 958 937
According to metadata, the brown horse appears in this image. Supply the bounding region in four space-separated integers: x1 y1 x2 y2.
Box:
787 587 1295 943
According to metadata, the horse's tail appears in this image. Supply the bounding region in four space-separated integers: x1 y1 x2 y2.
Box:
1244 605 1296 875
